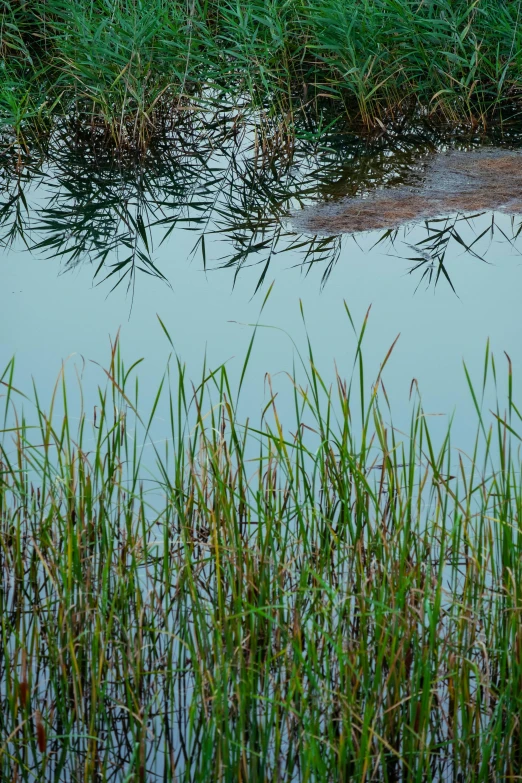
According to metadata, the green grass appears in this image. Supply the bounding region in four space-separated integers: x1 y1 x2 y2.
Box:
2 0 522 151
2 308 522 780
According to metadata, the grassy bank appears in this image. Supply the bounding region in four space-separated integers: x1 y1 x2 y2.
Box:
2 313 522 781
2 0 522 150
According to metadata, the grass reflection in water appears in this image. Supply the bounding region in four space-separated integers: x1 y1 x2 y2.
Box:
2 124 522 298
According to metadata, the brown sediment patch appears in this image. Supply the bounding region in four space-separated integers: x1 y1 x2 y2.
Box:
293 149 522 235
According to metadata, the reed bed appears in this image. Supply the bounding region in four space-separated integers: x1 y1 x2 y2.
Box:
2 0 522 150
2 310 522 781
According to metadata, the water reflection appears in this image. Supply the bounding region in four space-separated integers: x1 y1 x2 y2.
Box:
1 120 522 297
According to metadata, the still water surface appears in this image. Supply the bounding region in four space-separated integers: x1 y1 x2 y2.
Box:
1 129 521 450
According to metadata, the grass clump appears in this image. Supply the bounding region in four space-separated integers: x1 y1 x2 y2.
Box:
2 311 522 780
2 0 522 151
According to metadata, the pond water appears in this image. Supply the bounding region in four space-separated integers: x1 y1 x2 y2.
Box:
2 126 522 452
4 123 522 783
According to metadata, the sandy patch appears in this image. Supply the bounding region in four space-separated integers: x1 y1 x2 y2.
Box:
293 149 522 234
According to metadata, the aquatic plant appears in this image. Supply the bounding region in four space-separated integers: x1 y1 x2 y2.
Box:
2 0 522 150
2 308 522 780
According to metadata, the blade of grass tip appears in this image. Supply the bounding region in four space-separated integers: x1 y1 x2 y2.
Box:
505 351 512 423
373 333 400 393
463 359 488 440
236 281 275 406
371 227 396 249
298 299 329 407
507 398 522 429
141 374 166 454
344 302 371 390
1 358 27 428
363 333 400 445
489 411 522 442
435 257 458 296
342 300 357 336
156 314 176 350
355 306 372 429
482 338 490 402
201 234 206 272
136 212 150 254
123 358 145 387
89 361 142 425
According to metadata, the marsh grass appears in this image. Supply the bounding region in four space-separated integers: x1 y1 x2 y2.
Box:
3 0 522 151
2 307 522 780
